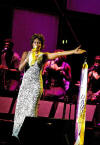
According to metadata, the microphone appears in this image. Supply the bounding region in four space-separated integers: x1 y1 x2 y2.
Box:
33 45 37 49
1 47 8 54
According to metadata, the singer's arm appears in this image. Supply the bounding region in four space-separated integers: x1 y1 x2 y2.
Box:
47 45 86 60
19 51 29 71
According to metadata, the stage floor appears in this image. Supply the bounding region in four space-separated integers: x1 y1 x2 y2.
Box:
0 117 100 145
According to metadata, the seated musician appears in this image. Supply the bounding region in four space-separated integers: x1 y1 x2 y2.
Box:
0 38 21 91
87 55 100 126
87 55 100 102
42 49 72 101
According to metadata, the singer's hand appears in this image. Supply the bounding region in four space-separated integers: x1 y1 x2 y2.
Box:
74 45 86 54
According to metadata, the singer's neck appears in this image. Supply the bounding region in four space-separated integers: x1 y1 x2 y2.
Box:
32 47 40 53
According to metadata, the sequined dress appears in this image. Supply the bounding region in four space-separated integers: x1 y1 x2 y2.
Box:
12 53 47 138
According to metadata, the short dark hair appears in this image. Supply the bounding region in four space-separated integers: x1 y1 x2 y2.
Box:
30 33 45 49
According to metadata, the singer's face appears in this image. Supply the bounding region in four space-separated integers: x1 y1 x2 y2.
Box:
32 38 42 51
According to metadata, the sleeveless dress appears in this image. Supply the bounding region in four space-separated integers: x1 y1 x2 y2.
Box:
12 52 47 138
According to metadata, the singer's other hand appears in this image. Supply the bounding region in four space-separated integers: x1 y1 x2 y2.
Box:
74 45 86 54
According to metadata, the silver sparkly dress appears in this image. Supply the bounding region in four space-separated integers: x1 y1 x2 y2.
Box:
12 53 47 138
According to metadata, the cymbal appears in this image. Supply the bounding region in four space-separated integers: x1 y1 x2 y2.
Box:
0 65 19 72
75 80 80 87
0 65 8 69
75 83 80 86
9 68 19 72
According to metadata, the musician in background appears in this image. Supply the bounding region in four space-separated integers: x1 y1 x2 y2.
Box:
87 55 100 126
42 49 72 100
0 38 21 91
42 50 72 118
87 55 100 101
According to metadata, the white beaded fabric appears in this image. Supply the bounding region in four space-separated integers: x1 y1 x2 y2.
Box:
12 53 47 138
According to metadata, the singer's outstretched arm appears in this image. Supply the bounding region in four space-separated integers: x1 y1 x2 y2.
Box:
47 45 86 60
19 45 86 71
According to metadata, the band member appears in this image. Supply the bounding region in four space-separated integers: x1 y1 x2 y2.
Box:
42 50 72 99
87 55 100 126
0 38 21 91
87 55 100 101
